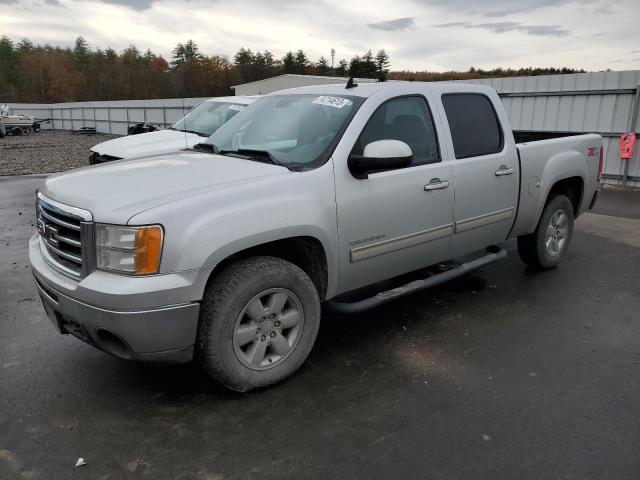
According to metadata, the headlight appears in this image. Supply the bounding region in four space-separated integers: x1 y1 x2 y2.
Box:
95 224 163 275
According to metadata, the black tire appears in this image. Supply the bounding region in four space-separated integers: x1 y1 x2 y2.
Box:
13 128 23 136
32 123 41 133
197 256 321 392
517 194 574 270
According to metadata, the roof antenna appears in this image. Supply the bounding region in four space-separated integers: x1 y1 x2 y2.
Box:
345 77 358 89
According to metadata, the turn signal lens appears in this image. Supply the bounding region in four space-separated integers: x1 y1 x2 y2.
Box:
134 226 163 274
95 224 164 275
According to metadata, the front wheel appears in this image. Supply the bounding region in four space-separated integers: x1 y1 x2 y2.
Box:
197 256 321 392
517 194 574 270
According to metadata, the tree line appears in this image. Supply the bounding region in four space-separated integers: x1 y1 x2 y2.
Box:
0 36 390 103
0 36 586 103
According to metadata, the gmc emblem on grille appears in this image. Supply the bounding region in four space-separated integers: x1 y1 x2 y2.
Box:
38 219 60 247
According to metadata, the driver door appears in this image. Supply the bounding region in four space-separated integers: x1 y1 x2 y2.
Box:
334 95 454 293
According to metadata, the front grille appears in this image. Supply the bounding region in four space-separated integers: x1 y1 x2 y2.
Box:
36 193 94 279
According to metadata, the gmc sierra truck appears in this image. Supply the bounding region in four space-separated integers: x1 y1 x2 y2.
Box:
88 96 256 164
30 82 602 391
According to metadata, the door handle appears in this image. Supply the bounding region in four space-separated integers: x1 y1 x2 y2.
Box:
495 165 514 176
424 178 450 191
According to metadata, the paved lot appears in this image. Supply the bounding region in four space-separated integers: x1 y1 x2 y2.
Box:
1 175 639 479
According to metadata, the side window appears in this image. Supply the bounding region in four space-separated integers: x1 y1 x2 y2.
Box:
441 93 504 159
353 96 440 167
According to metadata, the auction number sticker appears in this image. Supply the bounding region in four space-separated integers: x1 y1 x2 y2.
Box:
312 96 352 108
228 104 246 111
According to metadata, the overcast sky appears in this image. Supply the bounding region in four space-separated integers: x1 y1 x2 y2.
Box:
1 0 639 71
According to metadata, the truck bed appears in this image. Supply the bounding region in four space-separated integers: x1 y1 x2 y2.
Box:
510 133 601 238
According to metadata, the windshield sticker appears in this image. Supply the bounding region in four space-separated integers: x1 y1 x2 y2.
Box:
312 96 352 108
228 104 246 112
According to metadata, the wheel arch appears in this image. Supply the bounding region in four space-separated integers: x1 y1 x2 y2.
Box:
547 176 584 216
203 234 331 301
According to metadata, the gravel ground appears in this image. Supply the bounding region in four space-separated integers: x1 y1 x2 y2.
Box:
0 130 118 176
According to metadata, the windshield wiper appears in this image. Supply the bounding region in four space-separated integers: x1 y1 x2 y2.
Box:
219 148 281 166
169 127 208 137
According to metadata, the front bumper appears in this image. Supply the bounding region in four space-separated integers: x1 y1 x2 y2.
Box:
30 234 208 363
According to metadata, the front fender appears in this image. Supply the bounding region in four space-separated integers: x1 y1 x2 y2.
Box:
128 162 340 298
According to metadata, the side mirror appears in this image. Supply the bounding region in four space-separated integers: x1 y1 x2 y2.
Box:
348 139 413 179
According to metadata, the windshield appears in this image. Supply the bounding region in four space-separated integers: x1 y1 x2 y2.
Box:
171 101 248 137
205 94 363 168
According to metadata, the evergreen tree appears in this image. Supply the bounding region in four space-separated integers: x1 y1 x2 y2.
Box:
294 50 309 73
73 36 90 65
282 51 296 73
316 56 330 75
375 49 390 80
335 59 348 76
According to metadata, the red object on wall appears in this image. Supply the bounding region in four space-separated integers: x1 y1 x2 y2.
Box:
619 132 636 160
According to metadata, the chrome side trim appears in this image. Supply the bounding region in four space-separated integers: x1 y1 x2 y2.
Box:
350 224 453 263
37 192 93 221
455 207 515 234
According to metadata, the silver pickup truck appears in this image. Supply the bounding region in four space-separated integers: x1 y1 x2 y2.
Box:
30 82 602 391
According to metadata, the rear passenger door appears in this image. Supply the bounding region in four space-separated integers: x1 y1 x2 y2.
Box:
437 93 519 256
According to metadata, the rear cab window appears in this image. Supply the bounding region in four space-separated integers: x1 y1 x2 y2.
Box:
441 93 504 159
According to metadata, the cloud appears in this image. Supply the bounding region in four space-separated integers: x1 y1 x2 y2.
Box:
368 17 415 31
0 0 638 73
435 21 570 37
98 0 156 10
419 0 595 17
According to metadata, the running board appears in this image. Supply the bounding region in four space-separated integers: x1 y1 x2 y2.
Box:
328 246 507 314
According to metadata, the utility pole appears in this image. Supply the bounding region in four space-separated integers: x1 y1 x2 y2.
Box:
331 48 335 69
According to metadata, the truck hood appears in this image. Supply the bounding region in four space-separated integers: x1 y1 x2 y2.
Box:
40 151 290 224
91 129 202 159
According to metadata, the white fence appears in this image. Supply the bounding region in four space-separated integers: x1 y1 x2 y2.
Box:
7 71 640 186
7 97 211 136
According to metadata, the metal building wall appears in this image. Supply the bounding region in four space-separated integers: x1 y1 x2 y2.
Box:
232 74 377 95
461 71 640 186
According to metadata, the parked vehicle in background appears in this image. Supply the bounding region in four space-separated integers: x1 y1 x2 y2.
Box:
127 123 158 135
30 82 602 392
0 108 41 135
88 96 257 164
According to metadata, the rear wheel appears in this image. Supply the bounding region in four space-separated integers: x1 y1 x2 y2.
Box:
518 194 574 269
197 256 321 392
32 122 41 133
